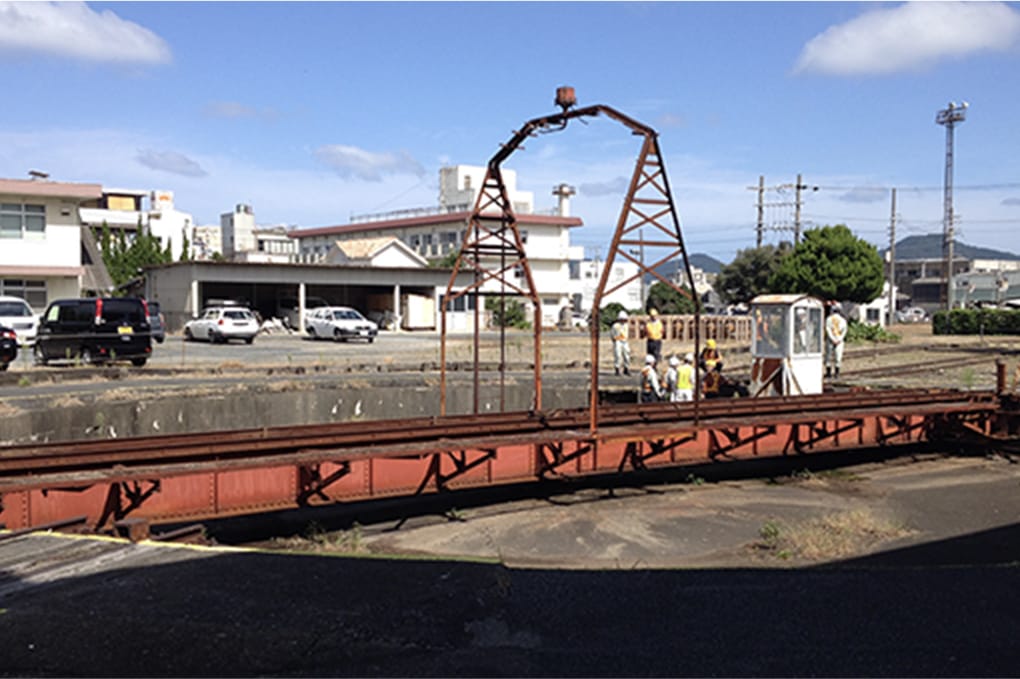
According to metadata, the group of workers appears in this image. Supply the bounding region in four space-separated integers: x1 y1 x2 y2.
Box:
611 301 849 402
611 309 725 403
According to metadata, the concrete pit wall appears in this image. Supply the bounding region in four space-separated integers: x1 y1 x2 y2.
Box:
1 375 598 445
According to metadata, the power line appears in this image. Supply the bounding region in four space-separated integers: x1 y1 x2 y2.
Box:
813 182 1020 193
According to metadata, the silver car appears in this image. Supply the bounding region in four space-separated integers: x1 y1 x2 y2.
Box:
184 306 259 344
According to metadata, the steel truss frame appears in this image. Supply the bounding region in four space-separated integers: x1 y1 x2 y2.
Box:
439 90 700 433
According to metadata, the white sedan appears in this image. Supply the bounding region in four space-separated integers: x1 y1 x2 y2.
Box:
0 295 39 346
184 307 259 344
305 306 378 342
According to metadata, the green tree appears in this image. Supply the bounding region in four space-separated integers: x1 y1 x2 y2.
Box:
428 250 460 268
645 281 699 314
179 228 191 262
597 301 632 332
95 222 173 288
714 244 791 305
485 296 530 329
769 225 884 303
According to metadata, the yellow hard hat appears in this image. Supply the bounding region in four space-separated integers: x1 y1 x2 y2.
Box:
706 339 716 349
649 308 658 316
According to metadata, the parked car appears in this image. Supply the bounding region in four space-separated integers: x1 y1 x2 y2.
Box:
34 297 152 367
184 306 259 344
0 325 17 371
896 307 929 323
305 306 378 342
0 295 39 346
148 301 166 343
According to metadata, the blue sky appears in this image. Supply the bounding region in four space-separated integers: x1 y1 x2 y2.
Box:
1 1 1018 262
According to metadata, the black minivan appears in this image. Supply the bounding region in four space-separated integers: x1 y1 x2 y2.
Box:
34 297 152 367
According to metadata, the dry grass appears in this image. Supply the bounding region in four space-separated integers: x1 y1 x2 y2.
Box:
50 395 86 409
269 522 365 554
755 508 913 562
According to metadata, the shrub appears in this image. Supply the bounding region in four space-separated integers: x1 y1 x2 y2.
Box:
846 319 900 344
931 308 1020 335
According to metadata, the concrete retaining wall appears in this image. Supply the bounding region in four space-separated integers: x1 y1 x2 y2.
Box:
1 375 599 446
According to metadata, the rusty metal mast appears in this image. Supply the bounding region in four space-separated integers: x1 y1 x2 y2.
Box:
440 87 699 428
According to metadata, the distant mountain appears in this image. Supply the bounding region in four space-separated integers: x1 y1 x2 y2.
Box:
884 234 1020 261
689 253 724 274
647 253 723 282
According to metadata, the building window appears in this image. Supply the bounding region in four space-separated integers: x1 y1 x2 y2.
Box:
0 279 46 309
440 293 476 312
0 203 45 239
568 261 581 280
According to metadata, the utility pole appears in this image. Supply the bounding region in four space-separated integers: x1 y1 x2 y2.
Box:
936 101 968 311
794 173 804 244
756 175 764 247
888 188 897 324
749 174 815 247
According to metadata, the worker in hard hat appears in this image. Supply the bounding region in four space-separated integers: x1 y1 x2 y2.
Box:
677 353 695 402
611 310 631 376
644 308 664 364
639 354 663 403
825 302 848 378
665 353 695 403
699 338 724 396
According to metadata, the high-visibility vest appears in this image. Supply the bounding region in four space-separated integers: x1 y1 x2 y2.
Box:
646 319 664 341
676 364 694 390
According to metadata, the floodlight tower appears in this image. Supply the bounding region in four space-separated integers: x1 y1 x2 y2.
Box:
935 100 967 310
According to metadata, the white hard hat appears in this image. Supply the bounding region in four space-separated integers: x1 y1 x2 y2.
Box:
618 310 628 320
669 356 680 367
645 354 656 365
684 353 694 363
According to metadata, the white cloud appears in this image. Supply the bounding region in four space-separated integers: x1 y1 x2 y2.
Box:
313 144 426 182
0 1 170 64
794 2 1020 76
135 150 208 178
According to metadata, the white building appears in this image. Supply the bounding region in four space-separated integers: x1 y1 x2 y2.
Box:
189 224 223 261
567 257 642 314
78 188 193 260
0 177 106 309
221 204 257 260
219 205 298 263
